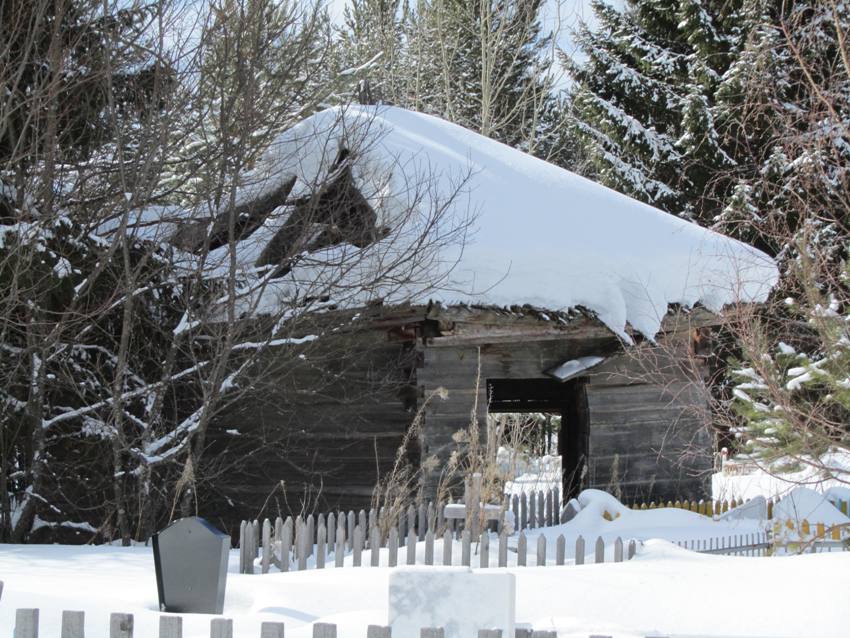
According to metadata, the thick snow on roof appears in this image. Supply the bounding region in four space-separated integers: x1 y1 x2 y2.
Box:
210 105 778 339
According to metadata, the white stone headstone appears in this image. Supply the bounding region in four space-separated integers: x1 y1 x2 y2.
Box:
388 567 515 638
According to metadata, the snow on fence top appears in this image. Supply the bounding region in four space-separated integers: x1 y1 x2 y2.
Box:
205 105 779 340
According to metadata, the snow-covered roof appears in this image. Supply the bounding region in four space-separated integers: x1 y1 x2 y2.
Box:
173 106 779 340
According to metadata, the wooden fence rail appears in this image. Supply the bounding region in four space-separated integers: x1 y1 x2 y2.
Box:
6 606 653 638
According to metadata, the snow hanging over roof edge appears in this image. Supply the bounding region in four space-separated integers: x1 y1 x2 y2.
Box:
221 105 780 340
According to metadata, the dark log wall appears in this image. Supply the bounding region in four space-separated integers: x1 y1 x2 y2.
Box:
417 329 713 503
201 328 416 535
583 351 713 503
416 335 615 495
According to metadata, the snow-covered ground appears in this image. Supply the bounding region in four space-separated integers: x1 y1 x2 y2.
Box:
2 540 849 638
3 489 848 637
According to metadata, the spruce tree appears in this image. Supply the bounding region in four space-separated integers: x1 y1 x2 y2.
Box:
565 0 741 223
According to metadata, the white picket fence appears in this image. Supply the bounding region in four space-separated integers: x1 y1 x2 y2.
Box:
675 533 771 556
240 511 638 573
238 486 566 574
7 607 645 638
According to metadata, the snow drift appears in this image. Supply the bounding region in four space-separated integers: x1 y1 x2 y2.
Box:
185 106 779 339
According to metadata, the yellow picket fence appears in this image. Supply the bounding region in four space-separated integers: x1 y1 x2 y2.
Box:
629 497 850 521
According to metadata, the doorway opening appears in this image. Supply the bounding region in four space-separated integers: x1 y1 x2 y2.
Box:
486 378 589 502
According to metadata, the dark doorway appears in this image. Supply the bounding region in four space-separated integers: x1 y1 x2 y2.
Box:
487 378 589 502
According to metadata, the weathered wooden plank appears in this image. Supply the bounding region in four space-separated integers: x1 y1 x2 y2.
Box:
313 623 337 638
317 525 327 569
595 537 605 564
210 618 233 638
61 611 85 638
420 629 445 638
536 534 546 566
443 530 453 565
614 537 624 563
15 609 39 638
367 626 391 638
517 532 526 567
353 526 363 567
480 532 489 568
556 535 565 566
388 528 399 567
425 530 435 565
498 531 508 567
109 613 134 638
407 528 417 565
262 519 272 574
478 631 502 638
371 526 381 567
260 622 285 638
461 530 471 566
335 527 345 568
575 536 585 565
158 616 181 638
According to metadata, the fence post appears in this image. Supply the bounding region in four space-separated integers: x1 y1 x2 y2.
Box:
478 630 502 638
556 534 565 566
575 536 585 565
418 502 428 540
61 611 85 638
210 618 232 638
389 527 399 567
407 528 417 565
313 623 337 638
499 530 508 567
420 629 444 638
367 627 392 638
517 532 527 567
425 530 435 565
239 521 246 573
529 492 536 529
335 527 345 568
461 530 472 566
443 529 453 566
158 615 181 638
614 537 623 563
15 609 39 638
317 525 327 569
553 487 560 524
353 526 363 567
298 522 309 571
530 632 557 638
371 526 382 567
628 539 636 559
109 613 134 638
537 492 544 530
595 537 605 563
520 493 528 531
327 513 335 548
407 506 417 543
306 515 315 558
480 531 489 568
347 511 356 551
260 622 285 638
262 519 272 574
536 534 546 566
545 490 553 527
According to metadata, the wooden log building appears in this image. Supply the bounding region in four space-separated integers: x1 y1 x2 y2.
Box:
205 301 716 531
